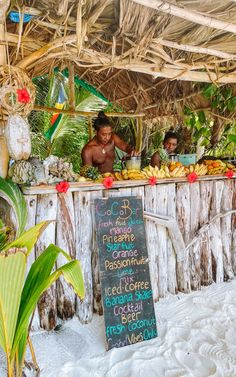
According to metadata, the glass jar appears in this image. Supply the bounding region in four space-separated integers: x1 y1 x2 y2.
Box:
125 156 141 170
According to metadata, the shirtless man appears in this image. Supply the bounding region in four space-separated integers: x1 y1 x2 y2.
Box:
150 131 178 168
81 111 138 173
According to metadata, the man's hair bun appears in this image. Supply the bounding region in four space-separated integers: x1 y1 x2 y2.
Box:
97 111 108 119
93 111 111 130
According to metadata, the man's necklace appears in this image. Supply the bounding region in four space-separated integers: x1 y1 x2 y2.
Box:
96 139 106 154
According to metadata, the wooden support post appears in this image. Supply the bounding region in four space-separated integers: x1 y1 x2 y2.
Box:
0 1 10 178
88 117 93 140
68 63 75 111
35 194 58 330
33 105 145 118
56 192 76 319
136 117 143 153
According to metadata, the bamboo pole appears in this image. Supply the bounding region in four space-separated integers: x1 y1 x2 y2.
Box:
133 0 236 35
88 117 93 140
136 117 143 152
153 39 236 61
68 62 75 110
0 0 10 179
33 105 145 118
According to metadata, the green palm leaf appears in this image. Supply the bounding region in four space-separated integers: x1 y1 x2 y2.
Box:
0 178 27 237
11 244 84 361
0 219 11 250
0 252 26 354
1 221 50 255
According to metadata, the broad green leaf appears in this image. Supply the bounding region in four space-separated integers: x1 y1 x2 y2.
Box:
11 257 84 359
15 244 72 367
228 134 236 143
222 87 232 100
202 84 218 99
197 111 206 124
226 96 236 112
183 106 192 116
2 221 50 255
0 219 11 251
20 244 71 315
0 178 27 236
0 252 26 353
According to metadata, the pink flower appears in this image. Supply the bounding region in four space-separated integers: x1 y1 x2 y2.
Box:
148 176 157 186
102 176 114 189
56 181 70 193
17 88 30 103
225 169 234 179
187 172 198 183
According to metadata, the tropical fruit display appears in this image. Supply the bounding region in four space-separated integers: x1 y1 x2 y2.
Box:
142 163 186 179
114 169 146 180
76 158 235 184
79 165 100 180
189 163 208 176
202 159 229 175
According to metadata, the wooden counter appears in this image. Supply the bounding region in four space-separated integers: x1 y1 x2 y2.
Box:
2 176 236 330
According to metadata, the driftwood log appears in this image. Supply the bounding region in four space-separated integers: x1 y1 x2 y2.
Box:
1 177 235 330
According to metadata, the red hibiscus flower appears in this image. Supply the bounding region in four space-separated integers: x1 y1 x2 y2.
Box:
56 181 70 193
187 172 198 183
17 88 30 103
102 176 114 189
148 176 157 186
225 169 234 179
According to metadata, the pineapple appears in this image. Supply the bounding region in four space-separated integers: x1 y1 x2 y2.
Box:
80 165 100 180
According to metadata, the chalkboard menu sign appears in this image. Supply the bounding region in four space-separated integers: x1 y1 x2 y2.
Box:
94 196 157 350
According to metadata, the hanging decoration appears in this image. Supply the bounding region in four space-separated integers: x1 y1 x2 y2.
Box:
5 115 31 160
0 65 35 116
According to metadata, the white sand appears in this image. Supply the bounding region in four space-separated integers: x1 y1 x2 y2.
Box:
1 280 236 377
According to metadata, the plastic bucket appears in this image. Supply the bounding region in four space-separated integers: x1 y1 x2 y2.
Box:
178 154 196 166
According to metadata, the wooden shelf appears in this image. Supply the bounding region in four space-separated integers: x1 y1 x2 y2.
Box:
21 175 236 195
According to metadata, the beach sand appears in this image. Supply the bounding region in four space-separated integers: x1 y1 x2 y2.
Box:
1 280 236 377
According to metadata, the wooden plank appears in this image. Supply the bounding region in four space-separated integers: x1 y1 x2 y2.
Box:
189 182 201 290
199 181 213 285
176 183 191 244
232 179 236 274
56 192 76 320
91 190 103 315
221 180 234 280
144 185 159 301
155 185 168 297
209 181 224 283
74 191 94 323
21 176 236 195
131 186 145 207
176 183 191 292
35 194 58 330
166 184 177 294
24 195 40 331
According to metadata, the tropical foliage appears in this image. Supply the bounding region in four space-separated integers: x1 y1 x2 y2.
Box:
0 177 85 377
182 84 236 156
29 72 108 172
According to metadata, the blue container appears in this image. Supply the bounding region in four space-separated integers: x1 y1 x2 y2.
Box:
178 154 196 166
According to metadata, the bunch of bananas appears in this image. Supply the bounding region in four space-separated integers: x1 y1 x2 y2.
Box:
142 165 166 178
169 165 186 178
114 169 146 180
189 164 208 176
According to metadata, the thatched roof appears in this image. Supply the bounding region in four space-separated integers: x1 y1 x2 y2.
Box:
2 0 236 118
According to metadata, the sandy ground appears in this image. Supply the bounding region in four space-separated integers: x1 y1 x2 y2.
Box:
1 280 236 377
